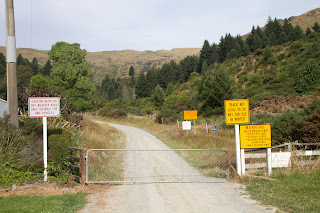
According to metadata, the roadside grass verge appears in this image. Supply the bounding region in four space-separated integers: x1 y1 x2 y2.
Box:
85 114 234 179
81 120 126 182
0 192 86 213
244 171 320 213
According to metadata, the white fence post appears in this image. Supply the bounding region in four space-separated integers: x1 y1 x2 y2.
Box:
267 148 272 176
241 149 245 175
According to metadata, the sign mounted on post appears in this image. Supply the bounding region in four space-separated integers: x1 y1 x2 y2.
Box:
184 110 197 120
28 97 60 117
224 99 250 125
28 97 61 182
240 124 271 149
182 121 192 130
211 126 217 132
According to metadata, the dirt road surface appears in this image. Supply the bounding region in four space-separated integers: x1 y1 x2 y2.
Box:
80 121 277 213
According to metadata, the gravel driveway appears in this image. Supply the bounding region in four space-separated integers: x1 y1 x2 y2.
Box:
80 121 277 213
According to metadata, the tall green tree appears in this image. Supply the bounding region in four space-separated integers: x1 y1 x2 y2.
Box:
198 66 234 115
48 42 95 111
198 40 213 72
151 84 165 109
30 57 39 76
135 72 149 98
0 53 6 79
312 22 320 32
41 59 52 76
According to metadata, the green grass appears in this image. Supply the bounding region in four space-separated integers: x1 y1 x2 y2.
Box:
245 171 320 212
0 192 86 213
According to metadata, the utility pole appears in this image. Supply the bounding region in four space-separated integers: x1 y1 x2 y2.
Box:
6 0 18 127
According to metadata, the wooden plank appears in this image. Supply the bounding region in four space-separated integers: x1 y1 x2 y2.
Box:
69 164 80 172
245 174 277 181
296 150 320 156
297 160 320 166
245 153 266 159
69 174 80 183
69 155 80 162
69 146 84 151
245 163 266 169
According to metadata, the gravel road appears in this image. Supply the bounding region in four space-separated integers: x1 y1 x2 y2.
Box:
80 121 277 213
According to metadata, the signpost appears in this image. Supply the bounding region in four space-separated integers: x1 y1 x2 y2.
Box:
211 125 217 137
28 97 60 181
240 124 271 149
184 110 197 135
240 124 272 175
183 110 197 120
182 121 191 136
224 99 250 175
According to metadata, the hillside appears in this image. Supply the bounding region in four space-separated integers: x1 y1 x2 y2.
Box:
0 8 319 85
0 47 200 85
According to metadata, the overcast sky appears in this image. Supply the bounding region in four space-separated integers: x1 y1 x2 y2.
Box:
0 0 319 52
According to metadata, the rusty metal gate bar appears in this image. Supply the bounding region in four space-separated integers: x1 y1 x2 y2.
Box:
86 149 229 184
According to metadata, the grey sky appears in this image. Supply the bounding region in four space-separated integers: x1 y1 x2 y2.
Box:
0 0 319 52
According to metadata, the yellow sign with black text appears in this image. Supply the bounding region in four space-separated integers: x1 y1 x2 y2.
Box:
240 124 271 149
224 99 250 125
184 110 197 120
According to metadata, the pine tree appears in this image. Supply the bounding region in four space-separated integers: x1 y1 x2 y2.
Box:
0 53 6 78
129 66 135 77
306 27 312 36
135 72 148 98
198 66 234 115
292 25 304 41
198 40 213 72
16 54 23 66
151 84 165 109
312 22 320 32
30 57 39 76
42 59 52 76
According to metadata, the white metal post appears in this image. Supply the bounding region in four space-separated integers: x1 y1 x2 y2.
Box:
267 148 272 176
241 149 245 175
194 120 196 135
235 124 241 175
43 117 48 181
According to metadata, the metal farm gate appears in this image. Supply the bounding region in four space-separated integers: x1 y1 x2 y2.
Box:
86 149 229 183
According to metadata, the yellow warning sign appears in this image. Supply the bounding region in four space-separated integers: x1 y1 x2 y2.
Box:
240 124 271 149
184 110 197 120
224 99 250 125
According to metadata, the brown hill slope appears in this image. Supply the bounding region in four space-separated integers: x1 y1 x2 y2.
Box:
0 8 319 85
0 47 200 85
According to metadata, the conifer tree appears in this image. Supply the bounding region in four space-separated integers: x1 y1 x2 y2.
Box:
306 27 312 36
135 72 148 98
30 57 39 76
198 40 213 72
42 59 52 76
312 22 320 32
198 66 233 115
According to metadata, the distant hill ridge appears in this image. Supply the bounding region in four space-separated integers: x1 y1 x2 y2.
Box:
0 8 319 85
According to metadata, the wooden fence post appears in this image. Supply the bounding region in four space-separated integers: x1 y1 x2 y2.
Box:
80 149 86 186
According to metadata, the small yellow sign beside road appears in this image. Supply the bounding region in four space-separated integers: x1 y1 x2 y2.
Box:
240 124 271 149
184 110 197 120
224 99 250 125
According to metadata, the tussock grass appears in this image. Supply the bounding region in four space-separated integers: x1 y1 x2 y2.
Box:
81 120 126 182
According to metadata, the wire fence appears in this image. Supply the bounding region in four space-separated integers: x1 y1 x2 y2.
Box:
86 149 229 183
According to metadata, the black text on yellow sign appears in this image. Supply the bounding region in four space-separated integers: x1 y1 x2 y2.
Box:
240 124 271 149
224 99 250 125
184 110 197 120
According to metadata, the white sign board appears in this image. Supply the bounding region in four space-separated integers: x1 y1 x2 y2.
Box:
28 97 60 117
272 152 291 168
182 121 192 130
